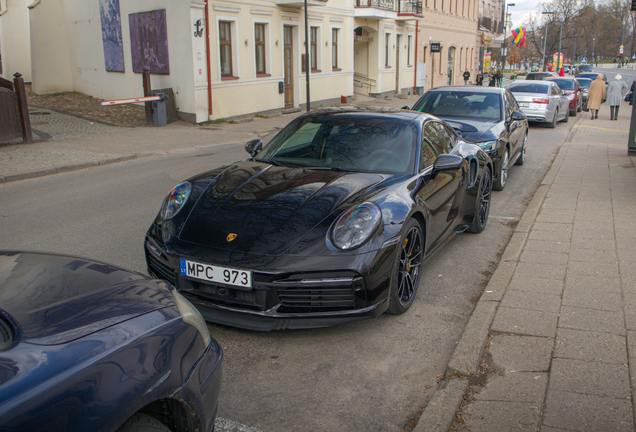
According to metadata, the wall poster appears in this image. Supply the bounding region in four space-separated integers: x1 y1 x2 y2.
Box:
128 9 170 74
99 0 125 72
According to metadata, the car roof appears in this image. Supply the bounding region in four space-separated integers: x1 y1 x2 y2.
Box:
544 77 576 80
426 86 506 94
510 80 552 86
297 106 433 122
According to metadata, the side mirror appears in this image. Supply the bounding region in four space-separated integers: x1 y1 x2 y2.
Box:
511 111 526 121
430 154 463 178
245 139 263 157
562 90 568 96
578 87 584 92
401 105 411 110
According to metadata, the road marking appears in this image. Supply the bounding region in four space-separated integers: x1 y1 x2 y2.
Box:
215 417 265 432
573 125 629 133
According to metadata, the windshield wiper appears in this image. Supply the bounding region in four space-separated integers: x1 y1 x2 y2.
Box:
304 166 359 172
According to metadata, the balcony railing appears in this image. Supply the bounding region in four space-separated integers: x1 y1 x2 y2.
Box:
355 0 423 16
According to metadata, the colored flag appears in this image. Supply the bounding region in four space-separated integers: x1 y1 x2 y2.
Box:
511 26 526 48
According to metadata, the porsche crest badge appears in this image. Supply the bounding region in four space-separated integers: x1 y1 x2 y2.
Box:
227 233 237 242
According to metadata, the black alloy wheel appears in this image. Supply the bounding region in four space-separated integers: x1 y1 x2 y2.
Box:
468 168 492 233
493 148 508 191
387 219 424 315
515 132 527 166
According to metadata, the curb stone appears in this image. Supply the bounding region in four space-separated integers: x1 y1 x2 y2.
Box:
412 113 582 431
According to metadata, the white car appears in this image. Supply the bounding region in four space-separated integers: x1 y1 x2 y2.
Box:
507 81 570 128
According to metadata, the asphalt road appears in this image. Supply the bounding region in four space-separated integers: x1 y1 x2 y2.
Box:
0 116 573 432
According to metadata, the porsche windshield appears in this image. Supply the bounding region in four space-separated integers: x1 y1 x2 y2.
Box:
257 114 418 174
412 91 502 121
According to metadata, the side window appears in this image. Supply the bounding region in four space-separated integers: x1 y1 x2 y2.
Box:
506 91 520 111
428 122 451 154
552 85 561 96
441 124 457 150
503 93 514 119
421 124 440 170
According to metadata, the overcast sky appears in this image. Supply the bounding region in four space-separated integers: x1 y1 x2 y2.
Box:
508 0 543 30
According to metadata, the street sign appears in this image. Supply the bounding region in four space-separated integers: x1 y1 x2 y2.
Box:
430 42 441 52
582 57 587 63
620 45 624 54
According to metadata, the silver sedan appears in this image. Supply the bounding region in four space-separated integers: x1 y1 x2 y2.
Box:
507 81 569 128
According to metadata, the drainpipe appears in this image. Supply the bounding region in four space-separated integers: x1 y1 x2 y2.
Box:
205 0 213 117
414 19 418 94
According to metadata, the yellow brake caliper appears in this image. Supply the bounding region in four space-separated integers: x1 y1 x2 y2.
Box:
404 238 411 272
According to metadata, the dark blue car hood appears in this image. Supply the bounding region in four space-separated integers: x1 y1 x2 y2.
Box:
0 251 175 346
442 118 501 143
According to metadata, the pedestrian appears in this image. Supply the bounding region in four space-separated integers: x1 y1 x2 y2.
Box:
606 74 628 120
476 71 483 86
488 75 496 87
495 69 502 86
587 74 606 120
629 80 635 106
559 68 565 77
463 69 471 85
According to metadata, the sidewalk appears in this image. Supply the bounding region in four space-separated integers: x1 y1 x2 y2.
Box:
415 103 636 431
0 93 420 183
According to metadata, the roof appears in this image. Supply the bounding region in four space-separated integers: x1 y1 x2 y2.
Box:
426 86 506 94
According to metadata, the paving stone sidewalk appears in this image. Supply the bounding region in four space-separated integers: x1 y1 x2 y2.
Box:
415 103 636 432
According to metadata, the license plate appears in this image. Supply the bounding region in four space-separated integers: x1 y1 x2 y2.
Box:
180 259 252 288
519 103 530 108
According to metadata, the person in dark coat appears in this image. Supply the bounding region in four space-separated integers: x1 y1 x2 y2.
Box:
629 80 635 106
476 72 484 86
463 70 471 85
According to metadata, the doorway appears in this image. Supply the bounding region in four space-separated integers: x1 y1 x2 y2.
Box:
284 26 294 108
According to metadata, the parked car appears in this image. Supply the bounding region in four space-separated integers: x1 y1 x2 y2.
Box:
507 81 570 128
562 64 571 74
573 77 592 110
409 86 528 191
145 108 494 330
574 64 594 75
544 77 583 115
576 72 608 85
524 72 557 81
0 251 223 432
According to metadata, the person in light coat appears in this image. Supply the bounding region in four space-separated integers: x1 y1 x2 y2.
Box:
606 74 628 120
587 74 606 120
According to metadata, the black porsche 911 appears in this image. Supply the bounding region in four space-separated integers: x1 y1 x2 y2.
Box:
145 108 493 331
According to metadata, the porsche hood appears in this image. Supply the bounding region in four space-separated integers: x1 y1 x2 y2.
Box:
177 161 391 255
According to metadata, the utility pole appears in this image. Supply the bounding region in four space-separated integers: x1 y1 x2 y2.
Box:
557 18 563 73
502 2 515 75
304 0 310 111
592 31 596 64
542 11 555 71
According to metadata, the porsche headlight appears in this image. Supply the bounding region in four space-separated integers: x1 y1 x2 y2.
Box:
172 289 211 348
330 202 382 250
478 140 498 152
160 181 192 220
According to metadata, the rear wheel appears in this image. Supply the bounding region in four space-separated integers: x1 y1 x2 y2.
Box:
387 219 424 315
493 148 508 191
468 168 492 233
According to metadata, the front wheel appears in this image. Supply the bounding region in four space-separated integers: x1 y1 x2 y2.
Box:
493 148 508 191
547 109 557 128
387 219 424 315
116 414 172 432
468 168 492 233
515 132 527 166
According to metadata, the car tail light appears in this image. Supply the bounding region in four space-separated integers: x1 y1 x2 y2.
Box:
533 98 550 104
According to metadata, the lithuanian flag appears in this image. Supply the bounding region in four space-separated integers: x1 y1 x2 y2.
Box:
511 26 526 47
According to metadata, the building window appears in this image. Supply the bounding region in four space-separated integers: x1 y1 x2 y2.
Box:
310 27 318 71
219 21 233 77
332 28 339 70
385 33 391 67
407 35 413 66
255 23 266 75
